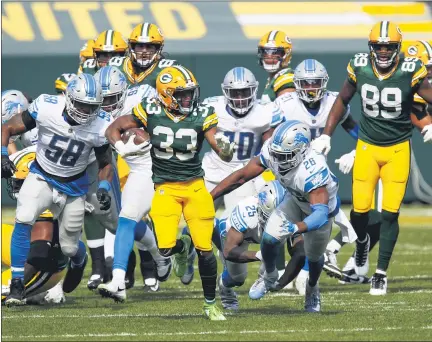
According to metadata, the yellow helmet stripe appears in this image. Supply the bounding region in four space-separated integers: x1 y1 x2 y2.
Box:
105 30 113 46
380 20 389 39
141 23 150 38
174 65 192 82
420 40 432 61
268 30 278 42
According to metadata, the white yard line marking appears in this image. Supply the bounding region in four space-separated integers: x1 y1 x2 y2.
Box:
3 326 432 339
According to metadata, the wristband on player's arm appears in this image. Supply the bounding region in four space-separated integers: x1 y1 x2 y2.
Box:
98 180 111 192
348 125 359 140
303 204 329 231
1 146 8 156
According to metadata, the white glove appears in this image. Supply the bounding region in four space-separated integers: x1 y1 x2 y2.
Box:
114 135 151 157
335 149 356 174
215 132 236 159
421 124 432 143
255 250 263 261
311 134 331 156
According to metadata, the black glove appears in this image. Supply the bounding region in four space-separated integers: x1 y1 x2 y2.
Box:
1 154 17 179
96 188 111 211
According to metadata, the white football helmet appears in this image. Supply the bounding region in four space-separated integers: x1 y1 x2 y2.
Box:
269 120 311 174
294 59 329 103
221 67 258 116
94 66 128 118
257 180 286 227
2 90 29 123
65 73 103 125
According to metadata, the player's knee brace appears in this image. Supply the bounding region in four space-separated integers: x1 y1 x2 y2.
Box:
27 240 52 271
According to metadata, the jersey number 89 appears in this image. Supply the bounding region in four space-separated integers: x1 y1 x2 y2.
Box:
361 84 402 119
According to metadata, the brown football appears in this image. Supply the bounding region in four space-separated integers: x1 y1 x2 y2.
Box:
121 128 150 145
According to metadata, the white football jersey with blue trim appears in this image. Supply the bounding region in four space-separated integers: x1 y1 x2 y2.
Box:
19 128 39 148
202 95 283 182
218 195 261 244
275 91 350 140
28 94 110 177
259 140 339 215
118 84 156 172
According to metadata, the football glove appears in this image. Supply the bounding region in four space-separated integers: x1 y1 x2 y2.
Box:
335 149 356 174
215 132 236 160
114 135 151 157
311 134 331 156
282 221 299 237
422 124 432 143
1 152 16 179
96 188 111 211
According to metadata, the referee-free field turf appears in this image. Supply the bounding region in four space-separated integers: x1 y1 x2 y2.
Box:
2 206 432 341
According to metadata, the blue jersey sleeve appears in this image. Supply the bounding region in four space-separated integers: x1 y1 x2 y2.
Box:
304 167 330 193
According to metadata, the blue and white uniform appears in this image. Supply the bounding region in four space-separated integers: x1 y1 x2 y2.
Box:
15 94 111 257
259 140 339 262
202 96 283 211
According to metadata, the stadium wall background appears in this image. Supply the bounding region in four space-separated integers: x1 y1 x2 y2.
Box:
1 52 430 206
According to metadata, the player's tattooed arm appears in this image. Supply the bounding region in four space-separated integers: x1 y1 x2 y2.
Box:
1 111 35 147
105 115 140 146
323 80 356 137
417 77 432 106
95 144 113 183
211 156 265 200
223 228 260 263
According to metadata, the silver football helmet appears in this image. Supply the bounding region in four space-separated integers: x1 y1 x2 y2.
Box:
65 73 103 125
94 66 128 118
294 59 329 103
269 120 311 174
221 67 259 116
2 90 29 123
257 180 286 228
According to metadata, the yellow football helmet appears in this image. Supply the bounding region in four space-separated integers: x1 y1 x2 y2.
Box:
93 30 128 68
402 40 432 75
368 21 403 69
156 65 199 115
79 39 95 64
258 30 293 73
6 148 35 200
129 23 164 68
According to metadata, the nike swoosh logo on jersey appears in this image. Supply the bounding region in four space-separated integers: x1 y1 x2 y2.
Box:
194 188 201 192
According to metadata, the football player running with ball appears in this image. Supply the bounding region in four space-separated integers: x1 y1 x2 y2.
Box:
104 65 235 320
312 21 432 295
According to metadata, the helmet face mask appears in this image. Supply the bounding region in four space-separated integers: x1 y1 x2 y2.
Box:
130 42 162 68
294 59 329 104
258 47 286 73
369 42 400 69
172 86 200 115
95 51 124 68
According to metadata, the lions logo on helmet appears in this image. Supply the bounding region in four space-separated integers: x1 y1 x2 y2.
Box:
2 90 29 124
257 180 286 227
269 120 311 174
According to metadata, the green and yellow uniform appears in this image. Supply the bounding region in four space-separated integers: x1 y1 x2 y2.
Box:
347 53 428 213
132 97 218 250
261 67 294 103
55 73 76 93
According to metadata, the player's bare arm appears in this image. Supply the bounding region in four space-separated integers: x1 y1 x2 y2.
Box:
223 228 260 263
205 126 234 163
323 80 357 136
416 77 432 105
262 128 275 142
105 114 139 146
1 111 35 147
210 156 266 200
95 144 114 183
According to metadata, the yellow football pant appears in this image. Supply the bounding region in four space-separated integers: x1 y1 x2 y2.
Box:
353 139 410 213
150 178 215 251
117 156 130 191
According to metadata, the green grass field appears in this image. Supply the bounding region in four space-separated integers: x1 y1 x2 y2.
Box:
2 206 432 341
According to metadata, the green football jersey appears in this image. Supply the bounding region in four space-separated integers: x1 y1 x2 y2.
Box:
347 53 427 146
79 58 99 75
132 98 218 183
108 56 177 87
261 67 294 103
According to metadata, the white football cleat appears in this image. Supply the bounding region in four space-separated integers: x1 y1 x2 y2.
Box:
98 280 126 303
144 278 160 292
305 281 321 312
369 273 387 296
295 269 309 296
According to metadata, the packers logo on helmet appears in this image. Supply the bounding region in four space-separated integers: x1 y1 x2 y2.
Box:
258 30 293 73
129 23 164 69
156 65 200 115
6 148 36 200
93 30 128 68
402 40 432 67
368 21 403 69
